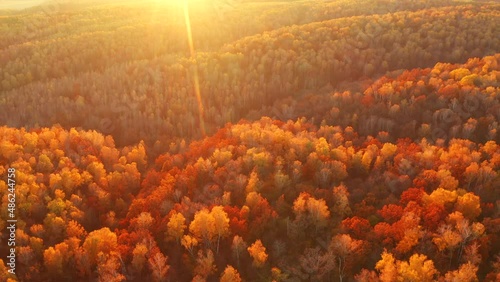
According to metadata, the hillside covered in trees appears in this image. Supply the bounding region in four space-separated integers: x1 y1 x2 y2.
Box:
0 0 499 281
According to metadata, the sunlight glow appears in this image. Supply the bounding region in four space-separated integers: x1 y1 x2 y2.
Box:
153 0 211 8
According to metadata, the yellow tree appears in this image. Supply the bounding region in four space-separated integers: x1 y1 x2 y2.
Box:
443 262 478 282
43 246 64 278
376 251 438 282
36 154 54 173
424 188 457 208
210 206 230 254
397 254 438 282
307 196 331 233
166 211 186 244
455 192 481 220
375 251 397 282
126 140 147 171
220 265 242 282
189 208 216 249
247 240 268 267
82 227 118 266
293 192 330 235
332 183 352 218
181 235 198 257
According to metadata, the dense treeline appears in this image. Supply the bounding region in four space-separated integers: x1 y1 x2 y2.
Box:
0 0 463 92
1 3 499 149
249 54 500 145
1 117 499 281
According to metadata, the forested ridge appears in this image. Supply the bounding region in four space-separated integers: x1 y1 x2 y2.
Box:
0 0 499 281
2 1 499 147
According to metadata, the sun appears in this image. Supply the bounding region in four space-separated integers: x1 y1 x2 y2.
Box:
151 0 209 7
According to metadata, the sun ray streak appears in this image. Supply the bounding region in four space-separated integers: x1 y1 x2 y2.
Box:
183 0 206 137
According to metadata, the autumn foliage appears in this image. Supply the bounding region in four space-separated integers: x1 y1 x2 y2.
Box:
0 0 500 281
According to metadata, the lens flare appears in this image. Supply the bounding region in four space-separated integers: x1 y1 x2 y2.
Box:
183 0 206 137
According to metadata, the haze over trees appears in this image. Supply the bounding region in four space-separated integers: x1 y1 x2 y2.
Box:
0 0 499 281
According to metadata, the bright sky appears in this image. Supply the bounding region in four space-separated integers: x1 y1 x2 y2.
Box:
0 0 46 9
0 0 144 10
0 0 239 10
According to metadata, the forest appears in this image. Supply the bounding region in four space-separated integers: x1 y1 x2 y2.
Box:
0 0 499 281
